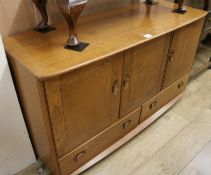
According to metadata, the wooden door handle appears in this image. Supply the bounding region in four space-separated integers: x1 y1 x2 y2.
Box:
178 82 184 89
123 75 130 89
123 120 132 129
112 80 119 95
149 101 157 110
75 150 86 161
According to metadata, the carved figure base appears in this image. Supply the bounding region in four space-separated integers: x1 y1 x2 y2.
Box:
34 26 56 33
143 0 159 5
64 42 89 52
172 8 187 14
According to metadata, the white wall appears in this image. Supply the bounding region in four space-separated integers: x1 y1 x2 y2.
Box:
0 35 36 175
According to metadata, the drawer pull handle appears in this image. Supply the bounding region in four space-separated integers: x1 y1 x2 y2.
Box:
149 101 157 110
123 120 132 129
123 75 130 89
112 80 119 95
75 151 86 161
178 82 184 89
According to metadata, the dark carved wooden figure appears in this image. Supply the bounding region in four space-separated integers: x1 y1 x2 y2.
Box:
56 0 89 52
144 0 159 5
145 3 151 15
32 0 55 33
173 0 187 14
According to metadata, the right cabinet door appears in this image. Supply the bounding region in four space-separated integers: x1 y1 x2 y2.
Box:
162 19 204 88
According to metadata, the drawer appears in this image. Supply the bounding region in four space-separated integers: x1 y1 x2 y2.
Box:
140 96 158 123
158 74 189 108
140 74 189 123
59 108 141 175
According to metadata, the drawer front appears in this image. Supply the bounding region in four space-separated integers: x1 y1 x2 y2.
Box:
158 74 189 108
140 74 189 123
59 108 141 175
140 96 158 123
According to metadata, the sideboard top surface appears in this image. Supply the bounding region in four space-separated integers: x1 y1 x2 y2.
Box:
4 0 207 80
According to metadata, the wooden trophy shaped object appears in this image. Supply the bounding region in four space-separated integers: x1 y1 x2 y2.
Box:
56 0 89 52
32 0 55 33
173 0 187 14
143 0 159 5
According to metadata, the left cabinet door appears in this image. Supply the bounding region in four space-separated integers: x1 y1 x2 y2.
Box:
45 53 123 158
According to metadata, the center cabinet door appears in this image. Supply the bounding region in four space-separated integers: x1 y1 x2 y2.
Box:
45 53 123 157
120 34 171 117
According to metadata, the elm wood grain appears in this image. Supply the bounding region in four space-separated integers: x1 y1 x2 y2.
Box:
120 34 171 117
45 53 124 158
45 77 67 156
140 74 189 123
4 0 207 81
8 57 60 175
162 19 205 88
59 108 141 175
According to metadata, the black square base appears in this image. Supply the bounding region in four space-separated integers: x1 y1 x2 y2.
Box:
34 26 56 33
143 0 159 5
172 9 187 14
64 42 89 52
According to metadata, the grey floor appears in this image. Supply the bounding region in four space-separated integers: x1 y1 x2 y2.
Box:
191 44 211 76
17 69 211 175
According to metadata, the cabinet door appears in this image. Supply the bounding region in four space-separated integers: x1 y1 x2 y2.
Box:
162 19 204 88
120 35 171 117
45 53 123 157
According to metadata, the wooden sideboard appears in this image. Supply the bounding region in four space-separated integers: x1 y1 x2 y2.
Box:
4 1 206 175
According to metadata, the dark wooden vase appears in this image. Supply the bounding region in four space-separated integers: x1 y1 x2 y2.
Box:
32 0 55 32
56 0 88 47
173 0 187 14
144 0 159 5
